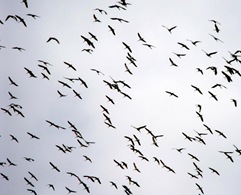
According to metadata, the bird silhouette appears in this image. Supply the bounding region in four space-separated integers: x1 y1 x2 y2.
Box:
196 183 204 194
162 25 177 33
47 184 55 191
27 14 40 19
15 15 27 27
12 46 25 52
107 25 115 35
202 50 217 57
94 8 107 15
231 99 237 107
27 132 40 139
27 189 37 195
209 34 223 42
24 177 34 187
8 77 18 86
169 58 178 67
166 91 178 98
22 0 28 8
49 162 60 172
24 67 37 78
46 37 60 44
10 134 18 143
209 167 220 175
111 17 129 23
93 14 101 22
208 91 218 101
178 42 189 50
65 186 77 194
6 158 17 166
0 173 9 181
191 85 203 94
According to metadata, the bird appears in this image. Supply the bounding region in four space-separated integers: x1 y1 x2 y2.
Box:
137 33 146 42
24 177 34 187
108 25 115 35
110 181 118 189
222 71 232 82
209 34 223 42
124 63 132 74
131 125 146 132
0 173 9 181
28 171 38 181
38 64 51 74
6 158 17 166
105 95 115 104
81 35 95 48
49 162 60 172
83 155 92 163
27 132 40 139
1 108 12 116
143 43 155 49
188 153 199 161
82 48 93 54
191 85 203 94
231 99 237 107
211 83 226 89
47 184 55 191
22 0 28 8
64 61 76 71
177 42 189 50
187 39 201 46
209 167 220 175
109 4 126 10
27 189 37 195
196 183 204 194
215 130 227 138
8 92 17 100
162 25 177 33
203 124 213 134
208 91 218 101
41 73 49 80
90 68 104 75
65 186 77 194
88 32 98 41
206 66 217 75
94 8 107 15
58 80 71 88
110 17 129 23
202 50 217 57
8 77 18 86
173 52 186 58
122 42 132 53
166 91 178 98
26 14 40 19
12 46 25 52
172 148 186 153
46 37 60 44
24 67 37 78
93 14 101 22
73 89 82 99
169 58 178 67
214 23 220 33
15 15 27 27
57 90 67 98
10 134 18 143
188 172 198 179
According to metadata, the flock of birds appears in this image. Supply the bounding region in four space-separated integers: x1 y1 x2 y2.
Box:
1 0 241 194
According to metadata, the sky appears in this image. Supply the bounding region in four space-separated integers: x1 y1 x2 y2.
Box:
1 0 241 194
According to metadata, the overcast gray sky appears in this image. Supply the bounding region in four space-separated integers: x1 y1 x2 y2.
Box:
1 0 241 194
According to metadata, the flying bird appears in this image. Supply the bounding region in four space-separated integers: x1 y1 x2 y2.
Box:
46 37 60 44
8 77 18 86
162 25 177 33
